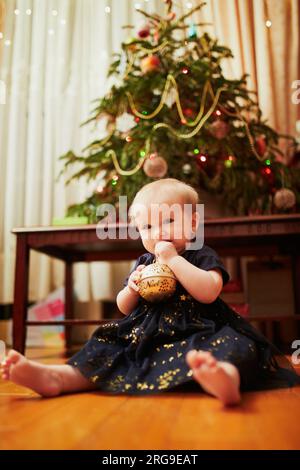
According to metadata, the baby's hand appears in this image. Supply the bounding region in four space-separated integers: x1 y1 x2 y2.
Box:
127 265 146 295
155 241 178 264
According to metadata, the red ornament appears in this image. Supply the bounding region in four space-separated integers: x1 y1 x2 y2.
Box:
183 108 194 118
255 136 267 156
137 21 150 39
140 55 161 74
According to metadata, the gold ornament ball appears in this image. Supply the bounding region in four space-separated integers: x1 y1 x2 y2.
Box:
273 188 296 210
143 155 168 178
138 263 177 302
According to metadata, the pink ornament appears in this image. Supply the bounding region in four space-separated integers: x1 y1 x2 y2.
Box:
143 155 168 178
153 30 160 43
209 120 229 140
273 188 296 210
167 12 176 21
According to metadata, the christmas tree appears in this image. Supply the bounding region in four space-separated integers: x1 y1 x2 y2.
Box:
59 1 300 222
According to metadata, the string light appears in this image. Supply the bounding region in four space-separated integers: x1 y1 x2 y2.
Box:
52 10 58 16
264 0 272 28
111 175 119 186
14 9 20 15
125 135 132 142
186 2 193 9
135 2 142 8
26 9 32 15
193 148 200 155
265 159 271 166
104 6 111 14
215 109 222 116
60 19 67 25
4 39 11 46
48 29 55 36
140 150 146 157
200 155 206 162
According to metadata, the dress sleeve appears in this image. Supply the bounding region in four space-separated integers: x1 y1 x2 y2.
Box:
123 253 149 287
191 245 230 286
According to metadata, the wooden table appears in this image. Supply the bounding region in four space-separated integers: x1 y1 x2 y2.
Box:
12 214 300 354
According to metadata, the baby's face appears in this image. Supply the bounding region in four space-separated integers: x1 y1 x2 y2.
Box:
133 197 198 255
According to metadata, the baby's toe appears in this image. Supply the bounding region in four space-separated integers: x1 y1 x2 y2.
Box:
7 350 22 364
193 363 211 381
186 350 212 369
206 356 217 367
1 371 9 380
186 349 202 369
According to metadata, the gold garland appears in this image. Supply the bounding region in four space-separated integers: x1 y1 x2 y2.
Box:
102 82 265 174
88 128 115 150
153 85 226 139
107 137 151 176
124 40 169 77
139 39 169 54
127 74 224 129
217 103 267 162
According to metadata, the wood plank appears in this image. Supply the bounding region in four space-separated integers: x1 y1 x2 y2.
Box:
0 349 300 450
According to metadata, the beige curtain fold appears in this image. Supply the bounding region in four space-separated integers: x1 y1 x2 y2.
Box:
190 0 300 159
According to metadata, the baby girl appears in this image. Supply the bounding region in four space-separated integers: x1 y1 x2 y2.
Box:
1 178 299 405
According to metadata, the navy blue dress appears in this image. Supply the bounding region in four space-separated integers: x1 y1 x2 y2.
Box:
67 245 300 394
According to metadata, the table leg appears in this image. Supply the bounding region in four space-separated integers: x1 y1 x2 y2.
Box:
12 235 30 354
292 254 300 339
65 261 74 351
292 254 300 315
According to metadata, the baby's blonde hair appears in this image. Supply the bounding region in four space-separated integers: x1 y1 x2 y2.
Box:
129 178 199 222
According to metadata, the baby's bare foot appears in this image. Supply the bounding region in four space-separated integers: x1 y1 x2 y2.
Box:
186 350 241 405
0 350 63 397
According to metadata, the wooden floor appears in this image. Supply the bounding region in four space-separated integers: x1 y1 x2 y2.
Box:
0 348 300 450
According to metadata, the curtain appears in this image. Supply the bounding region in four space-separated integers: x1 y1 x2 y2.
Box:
0 0 299 305
191 0 300 157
